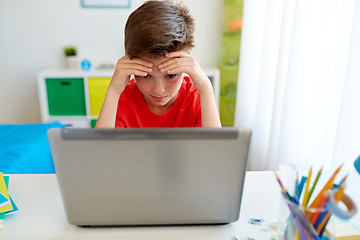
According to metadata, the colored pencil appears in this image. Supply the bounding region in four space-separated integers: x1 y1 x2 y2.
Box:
310 192 328 226
308 164 342 209
307 166 323 203
285 195 313 240
314 211 328 229
315 176 346 234
276 167 347 240
303 167 312 207
295 171 299 201
297 176 307 199
293 229 300 240
316 212 331 234
290 201 321 240
274 172 292 201
287 196 312 240
338 174 348 187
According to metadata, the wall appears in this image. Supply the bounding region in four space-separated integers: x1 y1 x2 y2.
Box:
0 0 222 123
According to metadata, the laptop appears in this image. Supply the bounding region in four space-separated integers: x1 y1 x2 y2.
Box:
47 127 251 226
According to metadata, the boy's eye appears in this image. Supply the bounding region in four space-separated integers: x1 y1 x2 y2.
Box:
143 74 151 79
166 74 177 79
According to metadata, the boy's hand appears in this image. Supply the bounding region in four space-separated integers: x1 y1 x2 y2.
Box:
109 56 153 95
159 51 221 128
159 51 211 93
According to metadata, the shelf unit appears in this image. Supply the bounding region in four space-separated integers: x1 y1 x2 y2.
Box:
38 68 220 127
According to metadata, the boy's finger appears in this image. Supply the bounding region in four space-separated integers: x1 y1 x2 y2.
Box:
159 57 184 69
165 66 187 75
122 57 153 67
114 67 149 78
122 69 148 77
132 70 149 77
132 57 153 67
159 58 188 71
165 51 188 58
122 63 153 73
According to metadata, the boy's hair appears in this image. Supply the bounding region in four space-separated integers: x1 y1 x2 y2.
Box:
124 0 195 59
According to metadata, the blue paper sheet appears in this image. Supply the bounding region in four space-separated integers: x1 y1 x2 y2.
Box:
0 122 65 174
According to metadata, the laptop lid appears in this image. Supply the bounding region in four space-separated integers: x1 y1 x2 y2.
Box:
47 127 251 226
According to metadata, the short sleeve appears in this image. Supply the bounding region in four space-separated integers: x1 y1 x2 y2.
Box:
194 108 202 127
115 118 126 128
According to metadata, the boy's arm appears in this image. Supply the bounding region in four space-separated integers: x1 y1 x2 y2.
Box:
160 52 222 128
95 88 123 128
197 74 222 128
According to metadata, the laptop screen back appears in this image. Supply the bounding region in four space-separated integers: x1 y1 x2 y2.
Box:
48 127 251 226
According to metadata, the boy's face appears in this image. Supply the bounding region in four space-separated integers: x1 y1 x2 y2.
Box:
134 56 183 115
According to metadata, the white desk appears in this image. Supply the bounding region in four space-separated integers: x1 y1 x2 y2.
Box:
2 171 360 240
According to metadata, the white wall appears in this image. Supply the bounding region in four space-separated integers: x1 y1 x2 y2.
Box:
0 0 222 123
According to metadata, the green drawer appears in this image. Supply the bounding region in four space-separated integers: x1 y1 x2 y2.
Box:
219 64 238 98
221 33 241 66
219 65 239 126
220 96 236 126
46 78 86 116
90 119 97 128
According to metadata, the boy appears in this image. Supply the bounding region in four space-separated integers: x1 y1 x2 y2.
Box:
96 0 221 128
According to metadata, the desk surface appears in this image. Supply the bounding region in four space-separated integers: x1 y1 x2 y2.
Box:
2 171 360 240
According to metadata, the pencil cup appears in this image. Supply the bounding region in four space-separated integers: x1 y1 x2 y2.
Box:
279 195 335 240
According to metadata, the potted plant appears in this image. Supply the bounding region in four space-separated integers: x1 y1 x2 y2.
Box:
64 46 78 69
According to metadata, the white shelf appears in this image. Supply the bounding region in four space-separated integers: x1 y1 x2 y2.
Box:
38 68 220 128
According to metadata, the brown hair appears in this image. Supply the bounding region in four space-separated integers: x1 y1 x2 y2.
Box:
124 0 195 59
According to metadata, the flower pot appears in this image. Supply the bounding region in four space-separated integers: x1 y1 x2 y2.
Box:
66 56 78 69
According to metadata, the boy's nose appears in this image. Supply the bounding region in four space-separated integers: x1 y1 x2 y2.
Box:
152 79 166 95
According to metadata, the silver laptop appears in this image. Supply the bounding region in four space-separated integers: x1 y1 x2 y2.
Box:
47 127 251 226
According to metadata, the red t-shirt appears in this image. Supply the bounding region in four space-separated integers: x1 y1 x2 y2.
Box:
115 76 202 128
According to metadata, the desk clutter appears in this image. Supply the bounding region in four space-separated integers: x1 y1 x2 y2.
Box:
275 164 359 240
0 172 19 230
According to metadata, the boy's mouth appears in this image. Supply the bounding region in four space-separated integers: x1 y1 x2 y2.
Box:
151 95 167 102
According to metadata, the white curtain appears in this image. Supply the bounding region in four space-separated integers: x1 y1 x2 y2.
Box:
235 0 360 171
